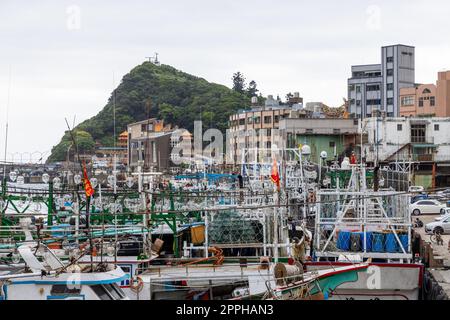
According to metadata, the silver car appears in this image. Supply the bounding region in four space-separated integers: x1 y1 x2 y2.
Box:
425 216 450 235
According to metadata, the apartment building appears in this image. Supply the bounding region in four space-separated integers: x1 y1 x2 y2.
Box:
348 44 415 118
127 118 192 171
400 71 450 117
228 95 305 164
361 117 450 188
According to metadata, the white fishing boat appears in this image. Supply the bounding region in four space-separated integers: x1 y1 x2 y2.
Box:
309 164 423 300
0 244 129 300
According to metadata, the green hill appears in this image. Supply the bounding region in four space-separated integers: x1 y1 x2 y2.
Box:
48 62 251 162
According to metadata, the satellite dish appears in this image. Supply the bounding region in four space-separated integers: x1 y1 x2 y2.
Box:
320 151 328 159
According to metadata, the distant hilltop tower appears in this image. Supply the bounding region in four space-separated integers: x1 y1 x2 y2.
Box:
146 52 160 65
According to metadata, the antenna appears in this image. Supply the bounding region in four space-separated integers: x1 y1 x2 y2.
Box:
3 66 12 181
145 53 160 65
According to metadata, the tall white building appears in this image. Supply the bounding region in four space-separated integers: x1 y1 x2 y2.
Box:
348 44 415 119
381 45 415 117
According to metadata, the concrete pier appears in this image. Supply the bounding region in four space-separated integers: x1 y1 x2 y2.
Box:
414 214 450 300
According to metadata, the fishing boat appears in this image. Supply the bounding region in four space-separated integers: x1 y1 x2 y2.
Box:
0 244 128 300
266 262 369 300
308 164 423 300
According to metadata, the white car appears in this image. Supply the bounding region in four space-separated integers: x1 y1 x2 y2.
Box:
410 199 447 216
435 208 450 221
409 186 424 193
425 217 450 235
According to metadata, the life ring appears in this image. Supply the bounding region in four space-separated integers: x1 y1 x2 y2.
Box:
130 276 144 293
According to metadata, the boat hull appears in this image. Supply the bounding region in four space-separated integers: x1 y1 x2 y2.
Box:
306 262 423 300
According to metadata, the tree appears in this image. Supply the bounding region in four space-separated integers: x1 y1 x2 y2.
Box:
247 80 258 97
48 130 95 162
232 72 246 93
75 130 96 154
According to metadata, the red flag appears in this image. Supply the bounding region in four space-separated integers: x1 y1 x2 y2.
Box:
82 161 95 198
270 158 280 190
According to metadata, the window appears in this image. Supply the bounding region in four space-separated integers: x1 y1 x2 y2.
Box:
356 86 361 93
386 56 394 63
367 99 381 105
247 117 253 124
356 100 361 106
306 128 313 134
239 119 245 126
274 115 279 123
401 96 415 106
397 124 403 131
254 117 260 124
333 129 341 134
263 116 272 124
387 69 394 76
387 98 394 105
422 88 432 94
435 124 440 131
411 124 426 143
387 83 394 91
329 141 336 147
419 98 424 107
366 84 380 92
430 96 435 106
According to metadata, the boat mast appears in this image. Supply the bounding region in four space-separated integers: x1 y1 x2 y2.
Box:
2 67 12 187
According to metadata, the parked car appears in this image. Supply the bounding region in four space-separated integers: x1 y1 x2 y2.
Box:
410 199 447 216
425 217 450 235
409 186 425 193
437 188 450 195
411 193 428 204
435 209 450 221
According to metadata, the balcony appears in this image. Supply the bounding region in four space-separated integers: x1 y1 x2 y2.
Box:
411 136 434 144
414 154 434 162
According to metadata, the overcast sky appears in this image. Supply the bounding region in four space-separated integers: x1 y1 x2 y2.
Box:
1 0 450 162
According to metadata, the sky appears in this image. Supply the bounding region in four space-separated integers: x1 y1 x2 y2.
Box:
1 0 450 162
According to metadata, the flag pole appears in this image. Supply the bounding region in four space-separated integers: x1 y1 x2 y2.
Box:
64 118 95 270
